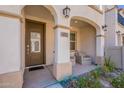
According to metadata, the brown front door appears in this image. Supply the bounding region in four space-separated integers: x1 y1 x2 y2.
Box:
25 19 45 67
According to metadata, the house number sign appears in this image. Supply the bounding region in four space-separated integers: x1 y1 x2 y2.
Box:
61 32 68 37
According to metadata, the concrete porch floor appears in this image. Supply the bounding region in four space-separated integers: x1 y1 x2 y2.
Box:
23 64 97 88
72 63 97 76
23 65 59 88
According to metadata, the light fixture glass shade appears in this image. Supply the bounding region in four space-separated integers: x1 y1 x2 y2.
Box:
102 24 107 31
63 6 71 18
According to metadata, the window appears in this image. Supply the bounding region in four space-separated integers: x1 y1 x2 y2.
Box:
31 32 41 53
123 36 124 45
70 32 77 51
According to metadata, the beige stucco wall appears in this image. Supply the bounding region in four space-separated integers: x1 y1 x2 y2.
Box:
0 5 22 15
117 23 124 46
70 26 96 62
0 5 103 26
54 5 103 28
0 16 21 74
105 6 118 47
80 26 96 62
118 24 124 33
105 46 122 69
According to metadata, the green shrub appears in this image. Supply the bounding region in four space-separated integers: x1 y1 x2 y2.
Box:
90 68 102 80
111 73 124 88
103 57 115 72
77 76 102 88
77 77 87 88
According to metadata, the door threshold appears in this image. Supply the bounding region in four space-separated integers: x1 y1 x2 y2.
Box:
25 64 46 69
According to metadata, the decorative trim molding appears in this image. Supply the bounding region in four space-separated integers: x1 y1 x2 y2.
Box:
53 25 70 30
118 23 124 29
0 10 22 21
88 5 103 14
118 8 123 12
121 33 124 36
105 6 117 13
96 34 105 37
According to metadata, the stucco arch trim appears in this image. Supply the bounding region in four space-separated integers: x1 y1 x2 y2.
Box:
70 16 103 35
20 5 58 24
70 16 100 31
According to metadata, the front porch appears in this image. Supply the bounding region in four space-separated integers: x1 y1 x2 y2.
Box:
21 5 104 86
0 5 105 88
23 63 97 88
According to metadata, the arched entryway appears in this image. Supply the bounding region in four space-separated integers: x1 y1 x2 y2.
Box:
70 16 102 76
21 5 58 88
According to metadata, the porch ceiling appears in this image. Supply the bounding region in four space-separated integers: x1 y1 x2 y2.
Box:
70 19 93 28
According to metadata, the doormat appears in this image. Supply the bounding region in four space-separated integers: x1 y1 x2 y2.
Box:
29 66 44 71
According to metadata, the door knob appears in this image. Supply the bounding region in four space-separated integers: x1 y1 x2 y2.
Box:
26 45 30 55
27 45 29 48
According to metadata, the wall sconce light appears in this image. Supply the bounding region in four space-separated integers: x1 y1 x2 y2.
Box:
63 6 71 18
102 24 107 31
116 30 121 34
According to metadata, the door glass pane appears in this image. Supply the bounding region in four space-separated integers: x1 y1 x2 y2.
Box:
70 42 75 51
31 32 41 53
70 33 75 41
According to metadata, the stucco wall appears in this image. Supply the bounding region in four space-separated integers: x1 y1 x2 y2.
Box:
54 5 103 28
70 26 96 63
105 46 122 69
0 16 21 74
105 7 118 47
117 23 124 46
80 26 96 62
0 5 22 15
118 24 124 33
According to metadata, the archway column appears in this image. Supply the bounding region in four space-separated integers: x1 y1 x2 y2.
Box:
53 25 72 80
96 28 105 65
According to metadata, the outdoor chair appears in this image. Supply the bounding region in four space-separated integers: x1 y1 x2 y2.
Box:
75 51 92 65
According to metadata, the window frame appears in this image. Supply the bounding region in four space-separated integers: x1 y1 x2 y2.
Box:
70 31 77 52
122 35 124 46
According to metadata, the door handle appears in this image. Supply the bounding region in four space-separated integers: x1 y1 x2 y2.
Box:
26 45 30 55
53 50 55 53
27 45 29 48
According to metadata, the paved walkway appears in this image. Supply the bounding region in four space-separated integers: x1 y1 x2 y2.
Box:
23 64 97 88
46 83 63 88
72 63 97 76
23 66 59 88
